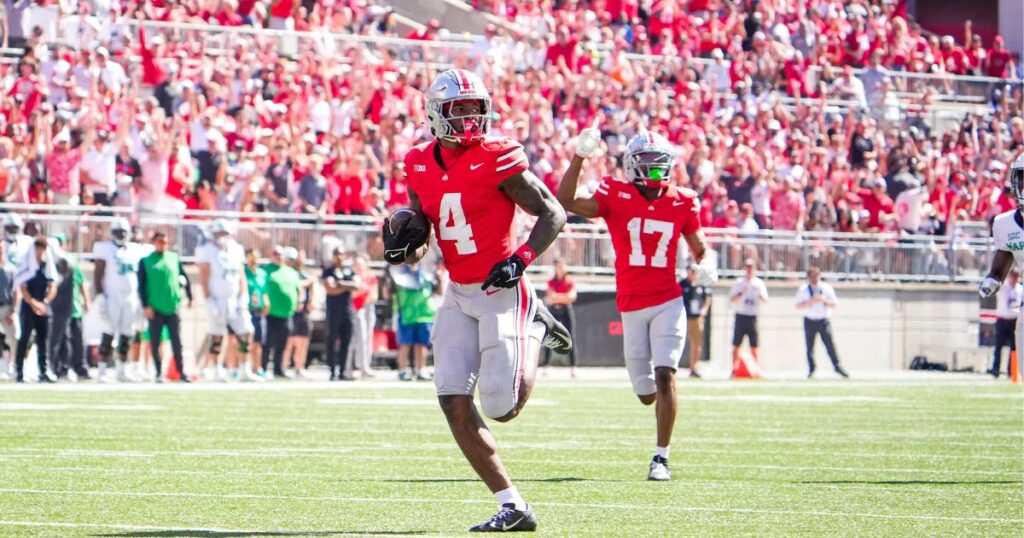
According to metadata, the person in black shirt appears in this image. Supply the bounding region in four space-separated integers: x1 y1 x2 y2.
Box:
13 236 57 383
322 247 361 380
680 265 710 379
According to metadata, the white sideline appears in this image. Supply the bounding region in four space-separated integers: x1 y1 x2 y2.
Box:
0 489 1019 524
0 449 1016 475
23 465 1024 495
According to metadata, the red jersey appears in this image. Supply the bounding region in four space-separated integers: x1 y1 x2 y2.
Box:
594 178 701 313
404 137 529 285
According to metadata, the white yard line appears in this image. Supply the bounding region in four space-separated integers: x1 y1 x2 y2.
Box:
4 443 1022 462
0 488 1019 524
0 520 437 537
0 449 1016 475
21 465 1024 495
0 403 164 411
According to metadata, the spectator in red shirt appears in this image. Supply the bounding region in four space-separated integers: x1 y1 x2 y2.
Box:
10 61 43 118
332 156 369 216
542 259 578 376
386 163 410 210
546 28 578 71
985 36 1013 78
857 177 895 232
405 19 440 41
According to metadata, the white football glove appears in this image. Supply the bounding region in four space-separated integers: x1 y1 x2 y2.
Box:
694 255 719 286
979 277 1001 298
575 127 601 158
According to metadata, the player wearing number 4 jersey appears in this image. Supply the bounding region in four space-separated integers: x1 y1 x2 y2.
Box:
980 154 1024 355
558 125 718 482
382 69 571 532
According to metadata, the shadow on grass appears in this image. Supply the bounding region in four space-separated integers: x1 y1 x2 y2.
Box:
373 477 601 484
801 480 1023 486
94 531 426 537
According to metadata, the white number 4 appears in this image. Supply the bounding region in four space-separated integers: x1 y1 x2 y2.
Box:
627 217 673 268
439 193 478 255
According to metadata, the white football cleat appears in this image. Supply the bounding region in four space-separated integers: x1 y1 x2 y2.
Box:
648 456 671 481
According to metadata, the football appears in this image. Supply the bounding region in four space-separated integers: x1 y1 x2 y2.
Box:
383 207 430 263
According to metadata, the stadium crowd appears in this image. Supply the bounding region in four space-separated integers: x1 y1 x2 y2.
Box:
0 1 1018 242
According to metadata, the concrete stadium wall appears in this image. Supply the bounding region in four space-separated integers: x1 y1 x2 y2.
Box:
701 281 985 374
562 281 985 373
75 263 986 373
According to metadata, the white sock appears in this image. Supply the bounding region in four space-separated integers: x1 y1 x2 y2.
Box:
115 360 125 377
494 487 526 510
98 362 107 379
655 446 670 460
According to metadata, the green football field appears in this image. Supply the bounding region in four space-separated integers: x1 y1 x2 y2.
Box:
0 374 1021 537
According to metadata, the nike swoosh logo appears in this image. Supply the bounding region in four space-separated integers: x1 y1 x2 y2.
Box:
470 163 484 171
485 289 501 296
502 517 524 531
673 200 687 207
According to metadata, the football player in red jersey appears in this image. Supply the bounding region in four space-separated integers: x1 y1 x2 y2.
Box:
557 124 718 481
382 69 570 532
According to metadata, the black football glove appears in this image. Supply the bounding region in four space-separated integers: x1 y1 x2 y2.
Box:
481 254 527 291
381 216 428 265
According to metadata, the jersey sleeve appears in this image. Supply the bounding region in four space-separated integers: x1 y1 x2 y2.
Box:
91 241 110 262
480 137 528 184
402 146 426 195
678 188 702 236
592 177 615 219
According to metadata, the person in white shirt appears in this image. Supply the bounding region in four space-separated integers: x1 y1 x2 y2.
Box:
729 259 769 372
795 267 848 378
93 47 126 94
196 219 254 382
894 180 928 235
92 219 153 381
2 214 32 268
990 270 1022 378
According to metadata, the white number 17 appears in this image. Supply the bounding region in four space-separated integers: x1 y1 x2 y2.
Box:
627 217 673 268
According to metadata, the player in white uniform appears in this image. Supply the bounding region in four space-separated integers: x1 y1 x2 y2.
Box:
92 219 153 381
980 154 1024 355
196 219 253 382
3 213 32 268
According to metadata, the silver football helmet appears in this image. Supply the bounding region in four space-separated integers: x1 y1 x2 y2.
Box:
426 69 492 145
1010 153 1024 206
624 131 676 189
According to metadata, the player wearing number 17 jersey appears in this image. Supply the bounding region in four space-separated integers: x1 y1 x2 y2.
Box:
558 126 718 482
382 69 569 532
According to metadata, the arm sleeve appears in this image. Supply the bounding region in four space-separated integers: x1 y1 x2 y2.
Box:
137 261 148 307
681 194 702 236
593 178 613 219
795 286 808 304
179 261 193 302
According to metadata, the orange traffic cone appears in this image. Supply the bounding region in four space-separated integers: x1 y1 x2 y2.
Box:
1010 351 1021 385
732 352 761 379
165 356 180 381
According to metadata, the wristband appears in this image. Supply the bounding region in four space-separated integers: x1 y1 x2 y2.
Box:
514 244 537 267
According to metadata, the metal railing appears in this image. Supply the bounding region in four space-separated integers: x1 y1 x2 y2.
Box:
113 19 474 68
4 205 992 284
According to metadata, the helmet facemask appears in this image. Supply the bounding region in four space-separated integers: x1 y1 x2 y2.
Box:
1011 165 1024 206
112 229 127 246
429 97 491 145
626 150 675 190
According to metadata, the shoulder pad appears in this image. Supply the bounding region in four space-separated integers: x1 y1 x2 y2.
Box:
477 136 521 153
677 187 698 199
